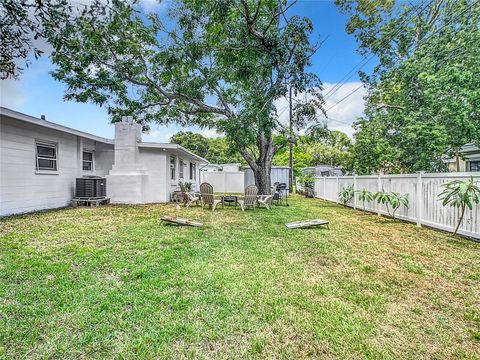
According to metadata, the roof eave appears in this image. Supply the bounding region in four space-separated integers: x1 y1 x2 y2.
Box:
0 106 113 144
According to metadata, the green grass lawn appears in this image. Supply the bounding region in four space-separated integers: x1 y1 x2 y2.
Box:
1 196 479 359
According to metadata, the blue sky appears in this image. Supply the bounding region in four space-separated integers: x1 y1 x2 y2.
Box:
0 0 375 141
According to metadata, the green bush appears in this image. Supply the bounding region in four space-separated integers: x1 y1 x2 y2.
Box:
356 189 374 212
438 177 480 235
374 190 408 220
338 185 354 206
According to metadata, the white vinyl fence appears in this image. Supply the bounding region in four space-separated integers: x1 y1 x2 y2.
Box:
200 171 245 193
312 172 480 240
201 166 291 194
244 166 291 190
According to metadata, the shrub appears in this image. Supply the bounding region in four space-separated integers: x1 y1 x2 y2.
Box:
374 190 392 216
184 181 193 192
438 177 480 235
374 191 409 220
389 192 409 220
356 189 374 213
338 185 354 206
298 173 315 197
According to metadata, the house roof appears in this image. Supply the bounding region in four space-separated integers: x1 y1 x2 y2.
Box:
1 106 113 144
1 107 208 163
138 142 207 163
460 144 480 154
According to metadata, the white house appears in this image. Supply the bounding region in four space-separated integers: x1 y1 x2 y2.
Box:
0 107 207 217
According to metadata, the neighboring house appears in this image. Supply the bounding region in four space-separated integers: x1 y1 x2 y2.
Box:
0 107 207 217
446 144 480 172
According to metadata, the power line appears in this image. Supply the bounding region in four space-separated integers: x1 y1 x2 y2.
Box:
324 0 479 113
323 0 434 102
325 83 365 112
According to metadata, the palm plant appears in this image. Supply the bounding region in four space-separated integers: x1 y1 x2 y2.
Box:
298 173 315 197
374 190 392 216
356 189 374 213
389 192 409 220
184 181 193 192
438 177 480 235
338 185 354 206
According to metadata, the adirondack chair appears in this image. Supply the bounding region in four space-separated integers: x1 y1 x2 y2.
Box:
200 182 221 211
258 186 276 210
179 182 200 208
238 185 259 211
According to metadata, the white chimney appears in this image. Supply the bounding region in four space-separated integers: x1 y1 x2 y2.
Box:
112 116 142 169
106 116 147 203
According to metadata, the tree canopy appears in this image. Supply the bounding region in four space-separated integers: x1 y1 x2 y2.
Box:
337 0 480 174
170 131 244 164
0 0 90 79
48 0 324 192
170 132 210 160
274 130 352 176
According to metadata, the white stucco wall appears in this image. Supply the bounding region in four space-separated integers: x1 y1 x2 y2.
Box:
1 112 205 214
138 148 168 203
107 147 201 204
165 151 201 197
0 116 114 216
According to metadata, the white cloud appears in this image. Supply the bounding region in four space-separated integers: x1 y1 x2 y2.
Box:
322 82 366 136
0 79 27 108
136 0 169 13
143 125 222 143
198 128 220 139
144 126 176 143
274 81 366 138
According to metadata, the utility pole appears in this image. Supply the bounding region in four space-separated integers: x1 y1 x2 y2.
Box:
288 86 293 192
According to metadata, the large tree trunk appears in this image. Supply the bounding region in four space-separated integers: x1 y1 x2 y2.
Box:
239 132 276 195
252 165 272 195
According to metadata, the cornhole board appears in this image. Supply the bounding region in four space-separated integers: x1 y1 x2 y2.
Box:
285 219 329 229
160 215 203 227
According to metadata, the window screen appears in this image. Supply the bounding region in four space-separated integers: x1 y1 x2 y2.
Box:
179 159 184 178
83 151 93 171
170 156 176 180
36 142 57 171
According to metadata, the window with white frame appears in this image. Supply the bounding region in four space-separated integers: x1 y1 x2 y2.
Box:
179 159 184 179
36 141 58 171
190 162 196 180
170 155 176 180
82 151 94 171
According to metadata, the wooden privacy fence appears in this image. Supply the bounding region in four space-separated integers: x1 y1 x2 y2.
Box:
312 172 480 240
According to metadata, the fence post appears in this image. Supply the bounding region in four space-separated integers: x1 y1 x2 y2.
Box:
416 172 423 227
323 177 326 200
353 175 357 209
224 171 227 194
377 174 382 216
336 177 339 204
